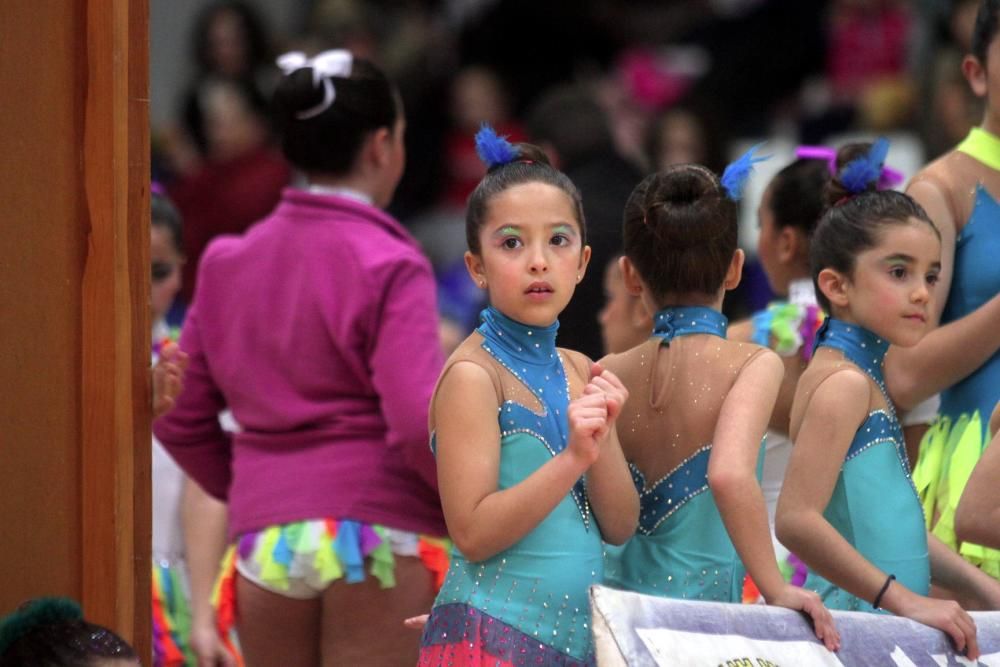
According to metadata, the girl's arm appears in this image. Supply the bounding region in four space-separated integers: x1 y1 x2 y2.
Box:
887 179 1000 410
581 366 639 546
777 370 978 658
955 426 1000 551
182 479 236 667
368 255 445 491
434 361 606 563
712 350 838 650
153 305 233 501
927 533 1000 610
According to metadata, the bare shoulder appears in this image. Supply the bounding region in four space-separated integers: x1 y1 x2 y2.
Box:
596 340 655 383
558 347 594 383
742 345 784 375
802 363 871 412
908 152 959 192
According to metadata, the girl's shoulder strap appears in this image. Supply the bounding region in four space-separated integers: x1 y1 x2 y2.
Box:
428 333 504 433
557 348 592 384
790 355 876 439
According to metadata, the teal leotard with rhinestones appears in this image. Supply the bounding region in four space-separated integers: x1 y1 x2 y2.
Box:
419 307 601 667
604 306 763 602
801 319 930 611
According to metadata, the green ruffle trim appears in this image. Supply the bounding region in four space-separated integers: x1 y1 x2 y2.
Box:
913 411 1000 578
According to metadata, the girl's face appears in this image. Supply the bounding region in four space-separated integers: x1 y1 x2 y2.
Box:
151 225 183 323
757 183 809 296
466 182 590 327
756 184 785 293
837 220 942 347
599 259 651 354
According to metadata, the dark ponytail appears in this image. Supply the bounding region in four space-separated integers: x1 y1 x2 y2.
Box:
272 57 399 175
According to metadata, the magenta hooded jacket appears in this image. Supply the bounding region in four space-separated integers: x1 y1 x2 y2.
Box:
154 188 446 539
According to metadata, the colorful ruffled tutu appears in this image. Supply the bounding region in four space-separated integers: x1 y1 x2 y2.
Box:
212 518 449 644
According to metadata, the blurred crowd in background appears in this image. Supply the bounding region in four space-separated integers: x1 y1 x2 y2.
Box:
150 0 980 360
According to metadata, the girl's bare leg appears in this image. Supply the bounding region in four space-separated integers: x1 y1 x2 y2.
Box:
236 573 321 666
321 555 437 666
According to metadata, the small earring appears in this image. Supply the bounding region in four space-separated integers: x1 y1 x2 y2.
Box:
576 274 581 282
479 280 487 288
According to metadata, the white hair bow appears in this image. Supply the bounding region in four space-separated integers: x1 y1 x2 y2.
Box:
276 50 354 120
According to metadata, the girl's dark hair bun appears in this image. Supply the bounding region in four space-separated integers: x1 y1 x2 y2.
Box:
823 141 880 209
623 164 738 299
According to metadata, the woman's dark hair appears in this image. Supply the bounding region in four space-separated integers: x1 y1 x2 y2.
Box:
273 58 399 175
811 194 939 313
972 0 1000 64
767 158 830 237
192 1 271 74
465 143 586 254
151 193 183 254
623 165 738 301
0 598 137 667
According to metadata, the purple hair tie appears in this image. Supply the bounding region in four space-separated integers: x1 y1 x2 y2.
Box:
795 144 903 190
151 181 166 196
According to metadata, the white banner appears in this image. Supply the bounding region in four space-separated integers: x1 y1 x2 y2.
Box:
590 585 1000 667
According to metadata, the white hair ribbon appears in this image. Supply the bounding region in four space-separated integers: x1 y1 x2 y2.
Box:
276 50 354 120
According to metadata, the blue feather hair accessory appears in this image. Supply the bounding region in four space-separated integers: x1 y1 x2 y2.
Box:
720 144 770 201
474 123 519 170
840 137 890 194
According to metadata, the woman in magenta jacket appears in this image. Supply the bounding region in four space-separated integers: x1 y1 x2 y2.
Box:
154 50 447 666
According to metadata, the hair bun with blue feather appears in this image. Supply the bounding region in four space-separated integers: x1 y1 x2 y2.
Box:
839 137 890 195
720 144 770 201
474 123 520 170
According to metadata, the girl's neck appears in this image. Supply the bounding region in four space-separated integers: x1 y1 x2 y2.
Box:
650 290 724 314
982 111 1000 140
826 308 882 341
477 305 559 364
307 173 378 205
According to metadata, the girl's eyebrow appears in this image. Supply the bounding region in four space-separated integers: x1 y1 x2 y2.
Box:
882 253 915 264
493 225 523 237
882 253 942 271
551 223 577 235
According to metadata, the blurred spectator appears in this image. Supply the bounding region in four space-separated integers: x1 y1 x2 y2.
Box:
924 0 983 156
647 103 727 174
598 255 652 355
441 66 527 208
180 1 278 158
167 77 290 304
526 84 644 359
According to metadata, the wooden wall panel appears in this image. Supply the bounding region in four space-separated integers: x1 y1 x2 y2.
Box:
0 0 86 610
0 0 150 661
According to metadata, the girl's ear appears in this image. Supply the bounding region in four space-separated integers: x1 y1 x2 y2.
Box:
817 267 850 309
777 227 802 266
464 250 487 290
368 126 393 169
576 244 592 283
963 54 988 98
723 249 745 291
619 256 644 296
